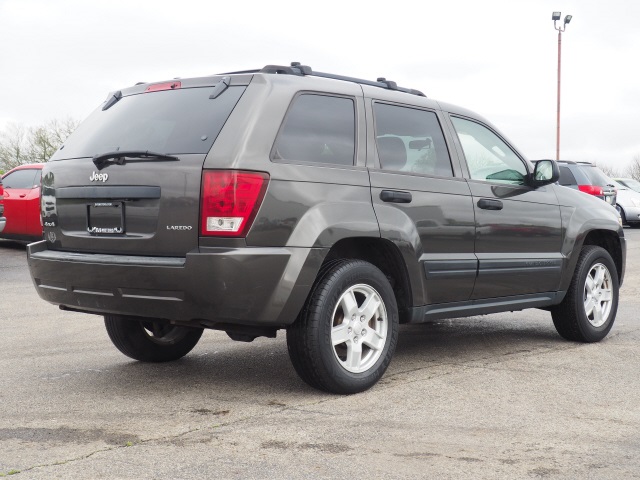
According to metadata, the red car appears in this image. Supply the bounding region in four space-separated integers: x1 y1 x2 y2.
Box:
0 177 5 234
1 163 44 241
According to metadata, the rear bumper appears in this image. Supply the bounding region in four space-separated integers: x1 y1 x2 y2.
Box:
27 241 326 328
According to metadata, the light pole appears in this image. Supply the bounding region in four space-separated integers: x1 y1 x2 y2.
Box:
552 11 572 161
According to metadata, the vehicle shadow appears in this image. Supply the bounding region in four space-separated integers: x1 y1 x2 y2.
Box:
92 317 565 397
0 239 29 251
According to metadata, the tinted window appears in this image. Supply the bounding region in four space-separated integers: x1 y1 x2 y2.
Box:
451 117 527 185
373 103 452 177
272 94 355 166
581 165 613 186
558 166 577 186
52 86 246 160
2 169 40 189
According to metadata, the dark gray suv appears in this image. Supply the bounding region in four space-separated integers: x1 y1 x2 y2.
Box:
27 63 626 394
557 160 617 206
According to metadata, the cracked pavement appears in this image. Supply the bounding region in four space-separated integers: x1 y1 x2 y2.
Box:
1 230 640 479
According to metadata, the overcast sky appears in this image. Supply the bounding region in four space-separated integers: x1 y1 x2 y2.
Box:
1 0 639 170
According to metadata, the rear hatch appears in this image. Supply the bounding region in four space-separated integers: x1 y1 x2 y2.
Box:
581 164 617 206
43 75 250 256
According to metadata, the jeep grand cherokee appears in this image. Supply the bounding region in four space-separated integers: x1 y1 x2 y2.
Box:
27 63 626 394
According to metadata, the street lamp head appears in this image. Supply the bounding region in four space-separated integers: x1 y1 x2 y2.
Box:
564 15 572 24
552 11 561 21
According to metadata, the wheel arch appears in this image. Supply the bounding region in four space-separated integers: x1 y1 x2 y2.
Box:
321 237 414 323
582 229 624 286
559 228 625 295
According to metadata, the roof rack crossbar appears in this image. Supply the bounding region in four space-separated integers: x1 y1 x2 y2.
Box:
257 62 426 97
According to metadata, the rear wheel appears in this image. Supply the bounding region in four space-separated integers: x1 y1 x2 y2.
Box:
551 246 619 342
287 260 399 394
104 315 203 362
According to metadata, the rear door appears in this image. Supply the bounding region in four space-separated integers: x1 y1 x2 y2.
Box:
367 100 477 305
42 77 249 256
447 115 563 299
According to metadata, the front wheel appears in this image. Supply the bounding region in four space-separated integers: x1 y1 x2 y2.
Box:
551 246 619 342
104 315 203 362
287 260 399 394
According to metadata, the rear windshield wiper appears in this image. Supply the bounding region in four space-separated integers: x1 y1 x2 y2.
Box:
93 150 179 170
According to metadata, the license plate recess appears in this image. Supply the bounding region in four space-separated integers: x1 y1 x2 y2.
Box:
87 202 124 235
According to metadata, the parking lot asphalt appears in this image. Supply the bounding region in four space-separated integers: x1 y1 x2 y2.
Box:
1 230 640 479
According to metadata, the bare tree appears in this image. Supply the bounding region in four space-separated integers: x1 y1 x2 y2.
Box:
626 154 640 181
0 118 79 171
594 161 621 178
0 123 29 171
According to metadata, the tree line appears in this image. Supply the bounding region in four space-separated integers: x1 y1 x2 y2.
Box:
0 119 639 181
597 156 640 181
0 118 78 174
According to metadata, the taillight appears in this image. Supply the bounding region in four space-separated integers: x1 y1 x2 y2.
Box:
578 185 603 196
145 81 181 93
200 170 269 237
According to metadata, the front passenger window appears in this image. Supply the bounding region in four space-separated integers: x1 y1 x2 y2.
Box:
451 117 527 185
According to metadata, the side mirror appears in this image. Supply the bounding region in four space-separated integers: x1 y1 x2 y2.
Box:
531 159 560 187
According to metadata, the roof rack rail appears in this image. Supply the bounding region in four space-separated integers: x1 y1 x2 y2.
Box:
257 62 426 97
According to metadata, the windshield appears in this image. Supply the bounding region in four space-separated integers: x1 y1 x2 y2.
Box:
52 86 246 160
617 178 640 191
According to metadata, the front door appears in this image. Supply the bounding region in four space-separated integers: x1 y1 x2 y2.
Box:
448 115 563 299
2 168 40 235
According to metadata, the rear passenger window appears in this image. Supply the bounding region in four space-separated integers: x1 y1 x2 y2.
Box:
272 94 355 166
373 103 453 177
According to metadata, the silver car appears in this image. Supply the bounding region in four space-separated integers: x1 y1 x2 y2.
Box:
612 179 640 227
614 177 640 194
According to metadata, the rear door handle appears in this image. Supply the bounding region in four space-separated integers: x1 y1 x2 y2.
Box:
380 190 412 203
477 198 503 210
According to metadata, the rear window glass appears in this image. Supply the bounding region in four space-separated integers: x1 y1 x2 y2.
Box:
272 94 355 166
52 86 246 160
2 169 40 189
558 166 577 186
580 165 613 186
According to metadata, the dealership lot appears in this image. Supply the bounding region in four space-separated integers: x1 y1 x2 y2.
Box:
1 231 640 479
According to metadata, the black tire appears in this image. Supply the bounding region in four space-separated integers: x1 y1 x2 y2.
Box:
551 246 619 342
104 315 203 362
286 259 399 394
618 206 627 225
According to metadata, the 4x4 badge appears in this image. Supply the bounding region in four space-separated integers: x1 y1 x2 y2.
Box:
90 171 109 182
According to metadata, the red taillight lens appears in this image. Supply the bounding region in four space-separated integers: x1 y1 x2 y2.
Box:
200 170 269 237
578 185 603 196
145 81 181 93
